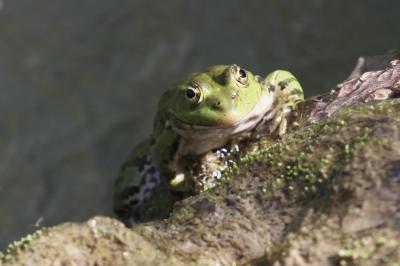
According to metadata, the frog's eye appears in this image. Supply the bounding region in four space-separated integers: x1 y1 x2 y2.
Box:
232 65 249 87
185 84 203 105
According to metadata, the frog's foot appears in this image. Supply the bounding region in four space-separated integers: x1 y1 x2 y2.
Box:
193 144 239 193
122 167 162 226
278 116 288 137
268 105 293 137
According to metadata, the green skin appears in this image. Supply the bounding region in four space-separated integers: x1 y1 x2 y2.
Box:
114 65 304 225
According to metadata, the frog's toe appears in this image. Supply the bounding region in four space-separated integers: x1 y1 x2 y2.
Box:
278 117 288 137
169 173 185 187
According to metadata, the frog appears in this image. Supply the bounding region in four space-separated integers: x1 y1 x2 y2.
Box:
113 64 304 225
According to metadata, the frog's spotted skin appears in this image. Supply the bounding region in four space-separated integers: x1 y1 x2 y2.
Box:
119 161 161 225
113 65 304 225
264 70 304 136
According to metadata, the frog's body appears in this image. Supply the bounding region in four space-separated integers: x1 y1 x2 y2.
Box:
114 65 303 225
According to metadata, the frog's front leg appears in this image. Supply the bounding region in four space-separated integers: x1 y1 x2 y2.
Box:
265 70 304 136
113 136 164 226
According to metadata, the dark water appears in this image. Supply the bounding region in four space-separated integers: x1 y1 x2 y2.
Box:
0 0 399 249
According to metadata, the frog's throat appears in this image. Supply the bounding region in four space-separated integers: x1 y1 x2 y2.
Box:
171 92 275 142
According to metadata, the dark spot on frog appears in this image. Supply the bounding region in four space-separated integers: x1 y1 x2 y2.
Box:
268 84 275 92
123 186 139 199
278 81 287 90
134 155 151 172
192 198 216 215
279 77 297 90
168 137 180 159
164 111 172 121
148 166 156 174
128 198 139 206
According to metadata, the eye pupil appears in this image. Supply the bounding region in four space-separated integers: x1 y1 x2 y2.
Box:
239 69 246 78
186 89 196 99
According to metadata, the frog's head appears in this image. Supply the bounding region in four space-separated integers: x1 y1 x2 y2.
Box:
167 64 273 137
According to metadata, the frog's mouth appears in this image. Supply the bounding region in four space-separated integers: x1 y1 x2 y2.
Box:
170 92 275 141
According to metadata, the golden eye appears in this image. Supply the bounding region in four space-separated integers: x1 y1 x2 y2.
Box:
232 65 249 87
185 83 203 104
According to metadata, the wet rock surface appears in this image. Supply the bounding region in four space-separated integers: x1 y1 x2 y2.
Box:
0 0 400 250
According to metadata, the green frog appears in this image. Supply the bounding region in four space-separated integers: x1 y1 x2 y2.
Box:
114 65 304 225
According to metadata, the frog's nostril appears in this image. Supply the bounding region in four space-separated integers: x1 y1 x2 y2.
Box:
214 101 222 109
